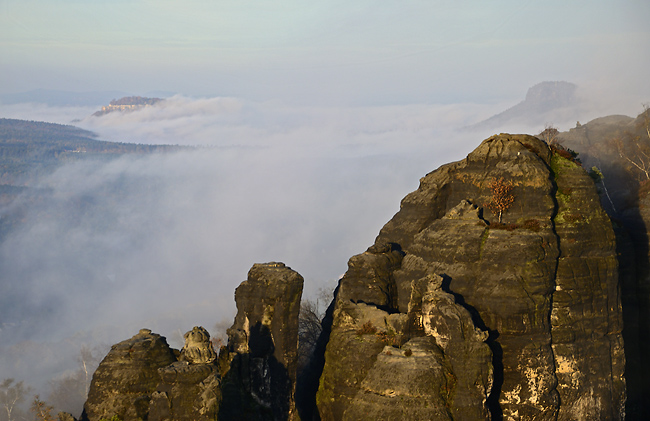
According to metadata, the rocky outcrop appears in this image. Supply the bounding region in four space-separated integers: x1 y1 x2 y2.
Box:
468 82 579 131
148 361 221 421
220 262 304 421
80 134 628 420
81 329 177 421
180 326 217 364
558 110 650 418
316 134 625 420
148 326 221 420
82 262 304 421
81 327 222 421
317 274 492 420
92 96 163 116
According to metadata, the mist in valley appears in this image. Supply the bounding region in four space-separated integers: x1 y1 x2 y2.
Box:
0 90 645 407
0 97 507 403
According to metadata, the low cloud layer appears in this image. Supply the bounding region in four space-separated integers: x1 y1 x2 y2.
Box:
75 95 509 147
0 94 645 401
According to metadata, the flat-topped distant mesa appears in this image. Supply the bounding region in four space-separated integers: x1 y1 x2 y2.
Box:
92 96 163 116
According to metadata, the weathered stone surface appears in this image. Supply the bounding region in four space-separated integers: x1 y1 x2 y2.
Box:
316 301 404 420
343 337 452 420
317 274 492 421
81 328 177 421
316 134 625 420
180 326 217 364
417 274 492 419
559 112 650 418
549 147 626 420
81 263 304 421
220 262 303 421
148 361 221 421
147 326 221 420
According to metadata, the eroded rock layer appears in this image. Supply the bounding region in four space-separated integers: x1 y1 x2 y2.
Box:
316 134 625 420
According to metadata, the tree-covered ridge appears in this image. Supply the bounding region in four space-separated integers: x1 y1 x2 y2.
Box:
0 118 98 142
0 118 185 185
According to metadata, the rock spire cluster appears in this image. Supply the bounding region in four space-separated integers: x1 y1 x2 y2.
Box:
81 134 625 420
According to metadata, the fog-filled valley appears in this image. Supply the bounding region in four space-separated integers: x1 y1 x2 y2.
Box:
0 88 647 413
0 96 506 403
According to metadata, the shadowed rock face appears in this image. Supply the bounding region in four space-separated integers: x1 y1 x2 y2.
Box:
220 262 304 421
316 134 625 420
558 111 650 418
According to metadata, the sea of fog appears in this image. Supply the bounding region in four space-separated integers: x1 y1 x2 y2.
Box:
0 94 629 399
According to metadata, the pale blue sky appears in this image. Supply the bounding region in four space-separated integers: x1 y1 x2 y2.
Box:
1 0 649 104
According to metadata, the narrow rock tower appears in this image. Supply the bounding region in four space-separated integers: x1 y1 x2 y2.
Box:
220 262 304 420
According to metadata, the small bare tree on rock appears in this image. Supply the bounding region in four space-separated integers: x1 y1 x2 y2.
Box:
539 124 560 144
611 104 650 181
485 177 515 223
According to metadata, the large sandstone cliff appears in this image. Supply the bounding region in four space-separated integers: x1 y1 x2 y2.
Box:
316 134 625 420
558 110 650 417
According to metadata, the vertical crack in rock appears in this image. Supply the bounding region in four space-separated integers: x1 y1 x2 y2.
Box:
80 134 625 420
317 134 625 420
547 148 626 420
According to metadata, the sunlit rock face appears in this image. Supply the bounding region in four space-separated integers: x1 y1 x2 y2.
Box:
80 329 177 421
316 134 625 420
81 327 222 421
180 326 217 364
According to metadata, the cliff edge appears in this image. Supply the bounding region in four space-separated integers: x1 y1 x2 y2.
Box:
316 134 624 420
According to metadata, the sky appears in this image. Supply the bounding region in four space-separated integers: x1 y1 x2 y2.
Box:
1 0 649 105
1 0 650 413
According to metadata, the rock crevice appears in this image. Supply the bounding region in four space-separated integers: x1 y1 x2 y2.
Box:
316 134 624 420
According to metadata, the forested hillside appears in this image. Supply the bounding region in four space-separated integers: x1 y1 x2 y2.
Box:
0 118 182 185
0 118 186 238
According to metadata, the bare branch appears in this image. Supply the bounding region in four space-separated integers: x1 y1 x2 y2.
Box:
485 177 515 223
